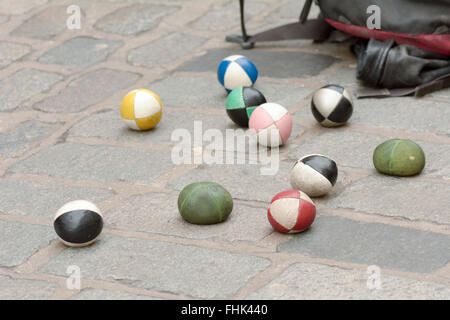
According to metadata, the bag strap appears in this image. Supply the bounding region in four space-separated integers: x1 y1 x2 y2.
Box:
355 73 450 98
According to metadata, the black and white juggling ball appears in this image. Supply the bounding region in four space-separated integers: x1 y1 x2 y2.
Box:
311 85 353 127
54 200 104 247
290 154 338 197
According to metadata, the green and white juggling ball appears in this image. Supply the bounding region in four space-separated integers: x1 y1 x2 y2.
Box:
373 139 425 176
177 182 233 225
226 86 266 127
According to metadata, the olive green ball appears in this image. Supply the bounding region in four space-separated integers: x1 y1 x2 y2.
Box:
373 139 425 176
177 182 233 225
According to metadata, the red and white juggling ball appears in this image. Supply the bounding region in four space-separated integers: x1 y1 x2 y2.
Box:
267 190 316 233
249 103 292 147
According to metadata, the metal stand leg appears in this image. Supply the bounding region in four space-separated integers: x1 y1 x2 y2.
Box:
225 0 255 49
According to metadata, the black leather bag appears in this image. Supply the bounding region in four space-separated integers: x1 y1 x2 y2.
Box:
352 39 450 97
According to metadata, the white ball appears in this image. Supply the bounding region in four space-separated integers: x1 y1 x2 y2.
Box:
54 200 103 247
290 154 338 197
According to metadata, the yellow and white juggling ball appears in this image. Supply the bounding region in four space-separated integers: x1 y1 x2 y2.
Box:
120 89 162 131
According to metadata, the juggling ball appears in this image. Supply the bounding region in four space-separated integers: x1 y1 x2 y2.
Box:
226 86 266 127
249 102 292 147
54 200 103 247
178 182 233 225
311 85 353 127
373 139 425 176
268 190 316 234
120 89 162 131
217 55 258 93
290 154 338 197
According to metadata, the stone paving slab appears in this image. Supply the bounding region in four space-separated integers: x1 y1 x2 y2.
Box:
278 215 450 273
176 48 339 79
190 1 267 32
0 42 31 69
9 142 174 184
106 192 272 241
269 0 321 21
71 288 158 300
38 37 123 68
41 235 271 299
324 176 450 224
9 5 69 40
0 178 113 218
247 262 450 300
33 68 140 113
288 129 384 170
0 120 59 159
150 75 312 109
95 4 179 35
0 15 9 24
351 98 450 136
0 220 54 267
0 275 58 300
0 68 63 111
298 96 450 137
0 0 47 15
128 32 206 68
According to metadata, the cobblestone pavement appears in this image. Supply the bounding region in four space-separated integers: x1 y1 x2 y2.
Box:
0 0 449 300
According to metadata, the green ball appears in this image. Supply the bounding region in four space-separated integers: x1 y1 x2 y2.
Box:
373 139 425 176
177 182 233 225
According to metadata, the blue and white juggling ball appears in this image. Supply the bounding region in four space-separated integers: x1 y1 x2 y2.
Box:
217 55 258 93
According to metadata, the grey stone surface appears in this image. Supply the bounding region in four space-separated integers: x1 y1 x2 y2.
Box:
0 68 63 111
0 121 59 158
106 192 272 241
0 15 8 24
128 33 206 68
10 6 69 39
176 48 339 78
325 176 450 224
278 215 450 273
33 68 140 113
38 37 122 68
319 65 361 88
71 288 158 300
68 109 227 145
428 87 450 100
0 275 58 300
0 220 54 267
248 263 450 300
9 143 174 184
150 75 312 109
270 0 320 20
191 1 266 31
0 0 47 15
68 107 305 148
0 42 31 69
41 235 271 298
169 161 293 203
351 97 450 136
287 130 386 169
0 178 112 218
95 4 179 35
288 128 450 178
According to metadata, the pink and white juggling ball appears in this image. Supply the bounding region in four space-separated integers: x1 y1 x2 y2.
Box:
249 103 292 147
